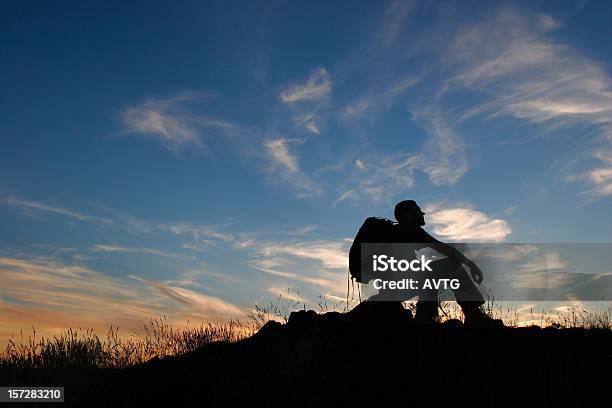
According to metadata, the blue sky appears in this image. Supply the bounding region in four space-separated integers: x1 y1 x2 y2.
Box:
0 0 610 339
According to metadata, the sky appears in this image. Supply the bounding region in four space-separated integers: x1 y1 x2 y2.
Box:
0 0 611 342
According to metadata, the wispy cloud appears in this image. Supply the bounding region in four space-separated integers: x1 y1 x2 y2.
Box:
256 240 349 270
121 91 326 197
91 204 157 235
339 5 610 203
376 0 416 49
333 190 357 207
567 150 612 199
280 67 331 103
409 113 468 186
334 114 467 205
304 121 320 135
337 153 416 205
445 8 612 198
0 195 111 224
264 138 300 173
248 238 352 297
263 137 322 196
0 256 245 347
158 222 237 245
92 244 187 259
128 274 244 316
424 204 512 242
341 74 422 120
121 93 202 151
120 93 241 152
279 67 331 135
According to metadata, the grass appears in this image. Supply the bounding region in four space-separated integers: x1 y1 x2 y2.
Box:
435 298 612 329
0 316 254 370
1 297 610 370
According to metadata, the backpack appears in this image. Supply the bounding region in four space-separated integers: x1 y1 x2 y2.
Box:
349 217 396 283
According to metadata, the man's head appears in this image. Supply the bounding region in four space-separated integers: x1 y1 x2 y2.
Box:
394 200 425 226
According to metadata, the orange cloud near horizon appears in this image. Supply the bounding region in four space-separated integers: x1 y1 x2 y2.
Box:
0 257 246 350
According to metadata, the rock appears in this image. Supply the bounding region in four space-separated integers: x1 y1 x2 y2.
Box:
441 318 463 328
348 300 413 324
287 309 318 327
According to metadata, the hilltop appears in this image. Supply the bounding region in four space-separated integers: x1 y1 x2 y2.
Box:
106 302 609 407
2 302 610 406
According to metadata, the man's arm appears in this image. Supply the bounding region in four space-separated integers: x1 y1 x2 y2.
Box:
422 230 483 284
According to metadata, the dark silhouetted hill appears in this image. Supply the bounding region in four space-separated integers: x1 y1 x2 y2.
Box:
2 302 611 407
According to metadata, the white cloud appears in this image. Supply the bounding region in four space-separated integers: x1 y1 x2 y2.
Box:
92 244 131 253
280 67 331 103
446 8 612 199
248 238 352 297
424 204 512 242
91 244 185 259
293 111 319 129
0 196 104 223
120 92 326 196
582 166 612 197
128 274 244 316
256 240 349 270
333 190 357 207
264 138 300 172
568 150 612 198
263 138 322 196
279 69 331 135
121 94 201 150
158 222 237 244
120 93 241 152
305 122 320 134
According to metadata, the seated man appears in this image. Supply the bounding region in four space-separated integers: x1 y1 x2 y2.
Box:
371 200 501 326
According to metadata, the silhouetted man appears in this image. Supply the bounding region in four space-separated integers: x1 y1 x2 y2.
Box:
380 200 500 326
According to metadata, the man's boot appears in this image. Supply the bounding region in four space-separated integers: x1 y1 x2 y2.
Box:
462 304 504 328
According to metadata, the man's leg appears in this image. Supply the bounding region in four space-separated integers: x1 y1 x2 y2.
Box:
414 299 439 322
415 266 439 322
427 257 498 324
442 260 503 326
